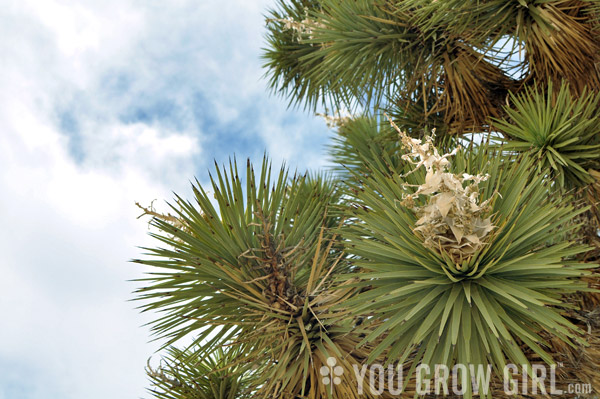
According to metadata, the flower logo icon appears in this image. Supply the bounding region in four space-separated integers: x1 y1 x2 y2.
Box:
320 357 343 388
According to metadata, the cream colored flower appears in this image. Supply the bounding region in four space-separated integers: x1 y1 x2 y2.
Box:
266 8 324 42
387 115 497 266
317 109 353 128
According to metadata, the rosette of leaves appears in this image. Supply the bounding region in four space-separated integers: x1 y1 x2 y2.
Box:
340 125 595 398
147 346 253 399
135 158 377 399
492 81 600 189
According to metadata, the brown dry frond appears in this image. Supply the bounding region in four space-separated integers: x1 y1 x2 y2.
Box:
389 1 600 136
521 0 600 94
395 41 520 135
241 207 305 312
436 43 519 133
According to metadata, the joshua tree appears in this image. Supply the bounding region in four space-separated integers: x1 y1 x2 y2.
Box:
135 1 600 398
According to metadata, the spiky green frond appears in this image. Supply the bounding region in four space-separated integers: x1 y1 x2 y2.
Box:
263 0 410 111
147 346 254 399
262 0 332 110
263 0 600 134
493 81 600 189
328 115 460 180
341 140 594 398
135 158 382 398
135 158 339 344
328 116 400 177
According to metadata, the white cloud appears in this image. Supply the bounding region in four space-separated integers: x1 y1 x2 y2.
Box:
0 73 191 398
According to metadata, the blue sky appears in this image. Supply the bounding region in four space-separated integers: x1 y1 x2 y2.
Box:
0 1 332 398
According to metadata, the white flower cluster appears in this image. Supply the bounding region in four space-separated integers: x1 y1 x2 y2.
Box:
266 9 324 42
387 116 496 266
317 109 353 128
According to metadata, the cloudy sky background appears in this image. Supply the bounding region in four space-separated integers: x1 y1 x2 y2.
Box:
0 1 331 398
